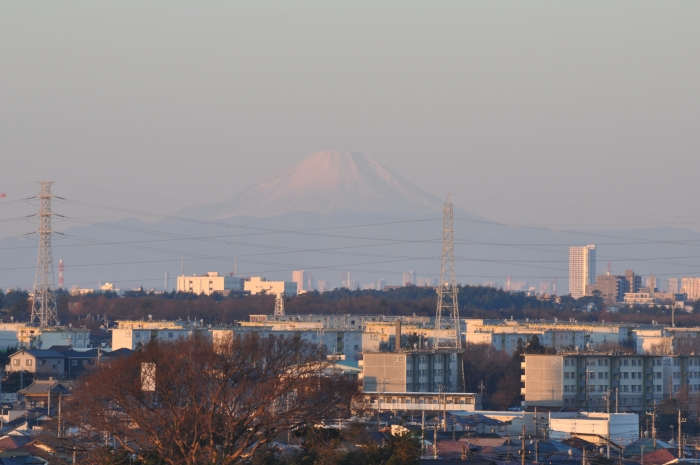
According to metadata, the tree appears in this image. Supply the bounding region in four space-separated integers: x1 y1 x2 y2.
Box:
60 334 358 465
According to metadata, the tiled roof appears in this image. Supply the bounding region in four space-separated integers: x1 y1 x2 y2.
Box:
13 350 65 359
18 380 70 395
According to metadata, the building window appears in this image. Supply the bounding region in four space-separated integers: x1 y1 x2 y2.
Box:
12 359 19 366
623 360 629 366
71 360 78 366
26 359 32 366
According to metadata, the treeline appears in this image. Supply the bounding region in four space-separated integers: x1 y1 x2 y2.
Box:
2 285 700 329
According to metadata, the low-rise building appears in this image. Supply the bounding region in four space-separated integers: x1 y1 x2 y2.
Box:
358 391 480 413
111 327 211 350
177 272 244 296
243 277 296 297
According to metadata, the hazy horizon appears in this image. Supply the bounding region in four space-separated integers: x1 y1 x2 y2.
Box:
2 2 700 292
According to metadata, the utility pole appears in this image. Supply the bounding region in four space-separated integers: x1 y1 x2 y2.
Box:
521 420 527 465
58 394 62 438
433 423 438 459
651 401 657 450
679 409 686 461
421 411 425 456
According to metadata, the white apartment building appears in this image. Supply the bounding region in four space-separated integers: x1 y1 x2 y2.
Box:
522 353 699 413
176 272 244 296
111 327 212 350
464 319 632 354
0 323 91 350
570 245 596 299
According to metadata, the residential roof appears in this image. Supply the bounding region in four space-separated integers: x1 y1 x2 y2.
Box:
631 448 676 465
45 346 72 354
0 435 34 450
625 439 675 456
18 380 70 396
11 350 64 359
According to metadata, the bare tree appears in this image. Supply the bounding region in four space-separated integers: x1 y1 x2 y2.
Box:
648 338 675 355
60 334 357 465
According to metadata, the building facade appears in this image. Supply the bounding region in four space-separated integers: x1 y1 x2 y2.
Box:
362 350 463 393
292 270 307 293
569 245 596 299
681 277 700 301
521 353 700 413
176 272 244 296
586 274 628 303
243 277 297 296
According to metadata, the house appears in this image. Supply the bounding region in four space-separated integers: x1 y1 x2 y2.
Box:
5 350 65 378
48 346 133 379
18 380 70 409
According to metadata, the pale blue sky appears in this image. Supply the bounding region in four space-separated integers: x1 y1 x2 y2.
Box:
2 1 700 233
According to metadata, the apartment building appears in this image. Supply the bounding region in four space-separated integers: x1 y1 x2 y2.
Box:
569 245 596 299
362 350 463 393
0 323 91 350
465 320 633 354
176 272 244 296
521 353 700 413
681 277 700 301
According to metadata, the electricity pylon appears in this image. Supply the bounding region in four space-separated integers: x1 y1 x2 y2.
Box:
274 293 285 316
434 195 461 348
31 182 58 328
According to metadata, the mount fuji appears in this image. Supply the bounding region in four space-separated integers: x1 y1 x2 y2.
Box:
180 151 448 219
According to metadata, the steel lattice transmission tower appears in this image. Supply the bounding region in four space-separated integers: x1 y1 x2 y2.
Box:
31 182 58 328
274 292 285 316
434 195 461 348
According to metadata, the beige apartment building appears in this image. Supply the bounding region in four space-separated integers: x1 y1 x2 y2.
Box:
362 350 463 393
521 353 699 413
681 277 700 301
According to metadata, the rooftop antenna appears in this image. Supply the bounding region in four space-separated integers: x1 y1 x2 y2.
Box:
435 194 461 349
274 293 285 316
31 182 58 328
